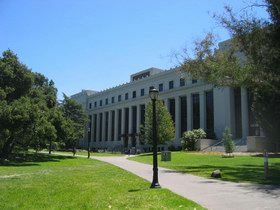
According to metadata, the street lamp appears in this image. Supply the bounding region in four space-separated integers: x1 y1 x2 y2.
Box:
149 87 161 188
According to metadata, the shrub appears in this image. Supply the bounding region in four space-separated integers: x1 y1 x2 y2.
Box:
223 127 235 153
181 128 206 151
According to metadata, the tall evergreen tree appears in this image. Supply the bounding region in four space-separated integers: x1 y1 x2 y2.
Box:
142 101 175 145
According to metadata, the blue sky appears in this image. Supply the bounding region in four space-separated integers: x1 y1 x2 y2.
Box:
0 0 268 99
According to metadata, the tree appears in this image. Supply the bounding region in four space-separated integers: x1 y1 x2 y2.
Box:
142 101 175 145
59 94 88 155
0 50 58 158
223 127 235 154
180 0 280 149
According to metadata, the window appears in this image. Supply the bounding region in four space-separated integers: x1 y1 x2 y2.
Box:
132 91 136 98
206 91 214 132
94 102 97 107
99 100 102 106
125 93 129 100
192 80 197 84
192 94 200 129
180 78 185 87
111 96 115 104
118 95 121 102
169 98 175 123
180 96 187 136
140 88 145 96
169 81 174 89
89 103 92 109
234 88 242 138
105 98 108 105
159 83 163 92
140 104 145 125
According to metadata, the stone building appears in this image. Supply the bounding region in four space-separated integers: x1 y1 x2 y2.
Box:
72 67 261 151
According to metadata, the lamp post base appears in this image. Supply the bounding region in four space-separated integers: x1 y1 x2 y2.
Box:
150 182 161 188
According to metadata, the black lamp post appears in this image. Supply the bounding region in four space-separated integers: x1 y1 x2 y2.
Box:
149 87 161 188
87 127 91 158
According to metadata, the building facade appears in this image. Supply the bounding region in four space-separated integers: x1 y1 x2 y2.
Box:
72 67 260 151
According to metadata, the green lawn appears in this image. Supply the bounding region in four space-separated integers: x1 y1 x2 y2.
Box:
0 153 205 210
129 152 280 185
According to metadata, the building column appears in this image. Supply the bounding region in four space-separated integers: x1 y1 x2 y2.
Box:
187 93 192 131
199 91 205 130
108 111 112 142
114 109 119 141
128 106 133 147
102 112 106 143
175 96 181 144
241 88 249 139
90 114 94 146
121 108 126 137
96 113 100 143
136 105 141 146
163 98 168 108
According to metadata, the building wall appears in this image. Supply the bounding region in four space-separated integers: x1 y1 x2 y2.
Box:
72 68 250 150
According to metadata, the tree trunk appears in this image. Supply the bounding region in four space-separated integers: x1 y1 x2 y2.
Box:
0 138 14 159
49 139 52 154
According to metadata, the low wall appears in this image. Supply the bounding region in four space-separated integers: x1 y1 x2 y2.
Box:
247 136 270 152
195 139 218 150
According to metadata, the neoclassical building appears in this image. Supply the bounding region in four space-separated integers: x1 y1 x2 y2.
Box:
72 67 260 151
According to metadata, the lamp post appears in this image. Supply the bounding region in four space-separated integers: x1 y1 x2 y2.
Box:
149 87 161 188
87 127 91 158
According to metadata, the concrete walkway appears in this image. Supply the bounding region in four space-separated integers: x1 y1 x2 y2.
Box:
91 155 280 210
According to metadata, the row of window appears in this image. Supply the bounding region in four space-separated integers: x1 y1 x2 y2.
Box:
88 90 214 142
88 79 198 109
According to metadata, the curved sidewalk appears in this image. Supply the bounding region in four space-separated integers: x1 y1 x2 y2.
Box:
92 155 280 210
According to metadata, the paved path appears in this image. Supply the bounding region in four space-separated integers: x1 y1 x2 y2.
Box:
91 155 280 210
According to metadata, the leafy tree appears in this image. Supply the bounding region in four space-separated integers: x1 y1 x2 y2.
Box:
59 94 88 155
0 50 59 158
142 101 175 145
180 0 280 149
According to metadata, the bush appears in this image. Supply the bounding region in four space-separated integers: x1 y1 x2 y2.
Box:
223 127 235 153
181 129 206 151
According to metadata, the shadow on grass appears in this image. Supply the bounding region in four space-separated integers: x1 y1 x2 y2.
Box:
164 163 280 185
128 188 150 193
0 153 75 167
251 153 280 158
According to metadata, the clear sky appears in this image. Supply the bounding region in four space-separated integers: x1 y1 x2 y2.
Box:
0 0 268 99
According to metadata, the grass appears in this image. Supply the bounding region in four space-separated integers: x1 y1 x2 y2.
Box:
129 151 280 185
0 153 205 210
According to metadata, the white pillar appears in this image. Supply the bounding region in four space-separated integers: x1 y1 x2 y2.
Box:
199 91 205 130
101 112 106 142
241 88 249 139
175 96 181 143
164 98 168 108
108 111 112 142
121 108 126 136
136 105 141 145
187 94 192 131
129 106 133 134
114 110 119 141
96 113 100 143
